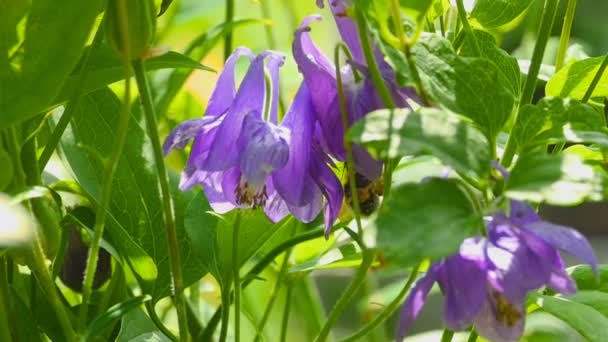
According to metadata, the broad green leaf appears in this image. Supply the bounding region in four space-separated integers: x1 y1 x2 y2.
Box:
471 0 534 28
425 0 450 21
184 192 286 290
53 47 212 110
567 264 608 293
289 243 379 273
389 34 515 138
375 179 483 266
349 108 491 181
546 56 608 100
461 30 521 98
505 151 604 205
400 0 434 24
0 0 29 104
8 289 43 342
512 97 605 151
535 294 608 342
56 87 207 299
568 291 608 317
116 308 171 342
84 295 152 340
1 0 103 129
0 148 13 190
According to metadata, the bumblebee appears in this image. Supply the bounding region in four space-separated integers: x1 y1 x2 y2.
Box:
344 172 384 216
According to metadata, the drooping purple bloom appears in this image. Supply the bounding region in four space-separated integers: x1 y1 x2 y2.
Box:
293 10 415 181
163 48 342 233
397 200 597 342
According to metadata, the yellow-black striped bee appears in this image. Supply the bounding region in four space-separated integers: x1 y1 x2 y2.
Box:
343 172 384 216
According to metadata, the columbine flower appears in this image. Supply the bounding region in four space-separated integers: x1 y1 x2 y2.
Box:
163 47 342 232
397 200 597 342
293 10 415 181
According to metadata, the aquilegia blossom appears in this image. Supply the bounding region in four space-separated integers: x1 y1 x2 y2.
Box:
163 47 342 232
397 200 597 342
293 4 415 181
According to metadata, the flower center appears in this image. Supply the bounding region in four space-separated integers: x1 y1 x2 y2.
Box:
235 178 268 208
491 290 522 327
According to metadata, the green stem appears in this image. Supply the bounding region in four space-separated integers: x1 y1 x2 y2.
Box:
280 283 293 342
30 231 77 341
80 0 132 330
39 16 106 170
455 0 481 55
253 245 292 342
339 264 420 342
224 0 234 61
500 0 559 168
232 212 241 342
335 43 366 245
314 250 375 342
467 329 478 342
441 329 455 342
555 0 578 72
218 290 231 342
146 301 179 342
0 258 14 342
582 54 608 103
133 58 189 341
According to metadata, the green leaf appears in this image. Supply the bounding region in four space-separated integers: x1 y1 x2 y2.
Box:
55 87 207 299
348 107 491 180
84 295 152 340
399 0 434 24
471 0 534 28
1 0 103 129
184 192 286 289
0 148 13 191
389 34 515 138
53 47 213 110
567 264 608 293
567 291 608 317
116 308 171 342
8 289 44 342
460 30 521 98
512 97 605 151
505 151 604 205
289 243 379 273
375 179 483 266
546 56 608 100
535 294 608 342
425 0 450 21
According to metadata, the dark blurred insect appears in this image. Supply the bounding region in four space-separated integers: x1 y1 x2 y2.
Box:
59 207 112 292
344 172 384 216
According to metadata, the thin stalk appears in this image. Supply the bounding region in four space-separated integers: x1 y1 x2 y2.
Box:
232 212 241 342
500 0 559 168
388 0 430 106
80 0 133 329
279 284 293 342
441 329 455 342
218 290 231 342
555 0 578 72
339 264 421 342
335 43 366 244
253 246 293 342
467 329 478 342
146 301 179 342
224 0 235 61
4 128 26 193
0 258 14 342
133 58 189 341
455 0 481 55
314 250 375 342
39 17 106 170
439 14 446 37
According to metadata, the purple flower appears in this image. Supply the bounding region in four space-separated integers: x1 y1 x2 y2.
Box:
293 11 415 181
163 48 342 233
397 200 597 342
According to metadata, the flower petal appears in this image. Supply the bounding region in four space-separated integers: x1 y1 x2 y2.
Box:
272 84 317 206
309 146 343 238
205 47 255 118
178 167 235 214
203 51 285 171
473 294 525 342
326 0 365 63
163 119 207 155
396 265 439 341
525 220 598 274
509 200 541 226
352 145 383 181
264 179 290 223
266 50 284 124
238 113 289 187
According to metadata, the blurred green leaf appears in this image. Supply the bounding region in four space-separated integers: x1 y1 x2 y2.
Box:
400 0 434 24
546 56 608 100
0 148 13 191
84 295 152 340
471 0 534 28
375 178 483 266
116 308 171 342
54 47 212 110
512 97 605 151
349 107 491 181
568 291 608 317
505 151 604 205
9 289 44 342
535 294 608 342
56 87 207 299
289 243 379 273
568 264 608 293
0 0 103 129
